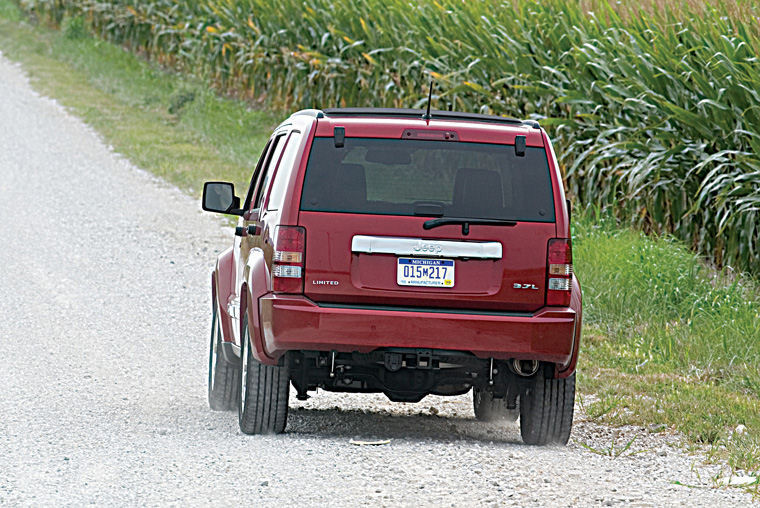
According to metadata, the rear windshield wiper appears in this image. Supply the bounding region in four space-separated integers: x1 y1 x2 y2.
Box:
422 217 517 236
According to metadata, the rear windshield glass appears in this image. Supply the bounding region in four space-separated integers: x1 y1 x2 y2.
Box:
300 137 555 222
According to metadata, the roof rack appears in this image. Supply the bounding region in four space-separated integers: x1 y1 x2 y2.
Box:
320 108 539 128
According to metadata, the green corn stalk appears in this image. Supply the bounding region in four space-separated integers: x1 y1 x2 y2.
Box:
19 0 760 274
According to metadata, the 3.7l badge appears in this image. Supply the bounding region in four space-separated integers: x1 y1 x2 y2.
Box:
514 283 539 290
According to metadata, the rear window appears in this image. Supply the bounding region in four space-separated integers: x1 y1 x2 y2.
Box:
300 137 555 222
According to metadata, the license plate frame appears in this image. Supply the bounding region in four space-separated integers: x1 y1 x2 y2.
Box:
396 257 455 288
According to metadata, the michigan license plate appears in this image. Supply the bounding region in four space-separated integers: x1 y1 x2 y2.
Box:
396 258 454 287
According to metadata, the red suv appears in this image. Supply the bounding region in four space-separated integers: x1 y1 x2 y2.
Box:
202 108 581 445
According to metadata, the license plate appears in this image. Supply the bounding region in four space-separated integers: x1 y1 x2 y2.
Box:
397 258 454 287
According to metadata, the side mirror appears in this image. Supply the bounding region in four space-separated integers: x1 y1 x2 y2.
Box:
202 182 243 215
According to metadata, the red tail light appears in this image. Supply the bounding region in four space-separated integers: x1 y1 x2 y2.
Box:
546 238 572 306
272 226 305 293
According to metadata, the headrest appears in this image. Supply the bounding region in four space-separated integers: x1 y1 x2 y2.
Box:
453 168 504 216
334 163 366 208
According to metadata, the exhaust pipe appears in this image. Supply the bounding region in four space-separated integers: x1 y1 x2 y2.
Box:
511 359 540 377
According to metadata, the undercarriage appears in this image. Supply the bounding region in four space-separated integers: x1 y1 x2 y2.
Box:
288 348 542 403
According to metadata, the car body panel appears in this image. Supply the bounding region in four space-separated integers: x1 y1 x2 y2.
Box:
243 247 276 363
313 117 545 147
258 294 576 364
299 212 555 312
212 246 238 347
557 273 582 378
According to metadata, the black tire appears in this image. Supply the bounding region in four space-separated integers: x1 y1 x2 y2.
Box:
208 303 239 411
473 388 519 422
519 370 575 445
238 313 290 434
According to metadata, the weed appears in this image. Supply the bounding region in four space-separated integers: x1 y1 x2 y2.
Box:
0 0 18 21
168 87 196 116
585 392 624 420
61 15 87 40
575 432 648 459
728 433 760 473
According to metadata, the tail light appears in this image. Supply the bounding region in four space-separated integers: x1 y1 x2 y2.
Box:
272 226 305 293
546 238 572 306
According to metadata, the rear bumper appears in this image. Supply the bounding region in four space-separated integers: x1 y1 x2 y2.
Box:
258 295 577 366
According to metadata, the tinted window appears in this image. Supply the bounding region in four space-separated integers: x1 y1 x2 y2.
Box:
243 139 272 210
300 137 555 222
266 131 302 211
253 133 286 210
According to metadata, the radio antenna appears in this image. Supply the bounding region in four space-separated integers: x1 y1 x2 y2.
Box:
422 80 433 121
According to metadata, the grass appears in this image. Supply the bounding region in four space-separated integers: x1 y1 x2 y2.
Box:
574 432 645 459
0 0 758 482
574 212 760 476
0 0 277 195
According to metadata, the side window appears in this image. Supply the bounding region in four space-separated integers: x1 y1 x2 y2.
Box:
266 131 303 211
252 133 287 210
243 139 272 211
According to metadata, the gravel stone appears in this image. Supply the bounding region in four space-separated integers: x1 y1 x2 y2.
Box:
0 52 756 506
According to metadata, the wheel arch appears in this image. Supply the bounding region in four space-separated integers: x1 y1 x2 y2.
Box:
556 273 582 378
213 247 236 343
242 248 277 365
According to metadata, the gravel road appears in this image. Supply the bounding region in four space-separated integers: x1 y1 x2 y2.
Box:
0 53 755 507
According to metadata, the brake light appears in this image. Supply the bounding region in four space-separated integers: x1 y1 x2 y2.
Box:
546 238 572 306
272 226 305 293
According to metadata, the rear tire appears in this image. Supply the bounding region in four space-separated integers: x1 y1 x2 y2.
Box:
208 303 239 411
519 370 575 445
473 388 519 422
238 313 290 434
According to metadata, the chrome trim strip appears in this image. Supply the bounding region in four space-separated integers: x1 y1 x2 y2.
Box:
351 235 502 259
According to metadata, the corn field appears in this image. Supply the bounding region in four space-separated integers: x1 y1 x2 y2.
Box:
20 0 760 273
